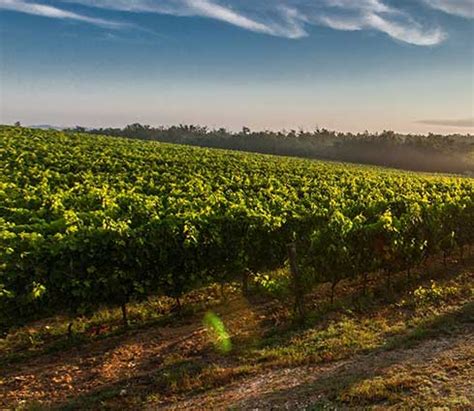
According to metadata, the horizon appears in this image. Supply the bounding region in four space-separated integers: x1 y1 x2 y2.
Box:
1 0 473 134
5 121 474 137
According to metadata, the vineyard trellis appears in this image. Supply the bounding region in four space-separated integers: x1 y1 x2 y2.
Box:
1 126 473 328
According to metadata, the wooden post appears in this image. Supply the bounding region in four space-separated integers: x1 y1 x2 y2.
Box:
362 272 368 296
67 321 74 339
385 268 392 291
287 242 305 322
220 281 227 301
121 303 129 328
242 269 250 296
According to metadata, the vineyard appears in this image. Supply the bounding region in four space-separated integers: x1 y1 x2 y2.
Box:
1 126 473 330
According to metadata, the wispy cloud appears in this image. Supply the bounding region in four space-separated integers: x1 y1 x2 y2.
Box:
59 0 308 38
363 13 446 46
56 0 450 45
422 0 474 18
185 0 274 36
313 0 447 46
418 117 474 127
0 0 471 44
0 0 125 28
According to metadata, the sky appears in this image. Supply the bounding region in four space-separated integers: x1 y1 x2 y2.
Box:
0 0 473 134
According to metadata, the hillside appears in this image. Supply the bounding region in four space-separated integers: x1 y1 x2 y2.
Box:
1 253 472 409
0 126 473 409
81 124 474 175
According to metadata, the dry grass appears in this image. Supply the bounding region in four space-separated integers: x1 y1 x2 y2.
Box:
0 253 473 410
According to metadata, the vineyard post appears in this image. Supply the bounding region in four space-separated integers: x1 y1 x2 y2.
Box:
242 269 250 296
121 303 129 328
67 321 74 339
362 272 369 295
287 242 305 322
385 268 392 291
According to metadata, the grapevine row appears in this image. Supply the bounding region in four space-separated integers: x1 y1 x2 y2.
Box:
1 127 473 326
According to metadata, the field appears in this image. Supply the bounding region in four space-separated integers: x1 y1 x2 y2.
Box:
0 126 473 409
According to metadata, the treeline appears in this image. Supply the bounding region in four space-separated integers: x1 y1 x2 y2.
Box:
71 124 474 174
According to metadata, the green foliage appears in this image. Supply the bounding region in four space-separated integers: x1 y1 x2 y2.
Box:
0 126 473 327
80 123 474 175
253 270 292 298
412 281 459 308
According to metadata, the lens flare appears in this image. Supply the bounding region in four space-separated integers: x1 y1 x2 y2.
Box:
203 311 232 353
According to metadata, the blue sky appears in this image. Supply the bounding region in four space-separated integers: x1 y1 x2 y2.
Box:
0 0 473 133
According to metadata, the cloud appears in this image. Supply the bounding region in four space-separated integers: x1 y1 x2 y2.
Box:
0 0 469 45
56 0 448 45
185 0 274 36
0 0 125 28
364 13 446 46
58 0 308 38
422 0 474 18
418 117 474 127
314 1 447 46
324 0 394 14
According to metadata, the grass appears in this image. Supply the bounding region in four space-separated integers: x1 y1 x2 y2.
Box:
339 374 423 405
0 283 237 367
303 319 473 409
1 252 473 410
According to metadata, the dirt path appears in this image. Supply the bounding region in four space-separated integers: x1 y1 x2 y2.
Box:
1 259 473 410
162 331 473 410
0 296 267 409
1 322 201 407
2 308 473 410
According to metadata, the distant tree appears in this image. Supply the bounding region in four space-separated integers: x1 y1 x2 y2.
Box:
14 121 21 127
79 122 473 174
